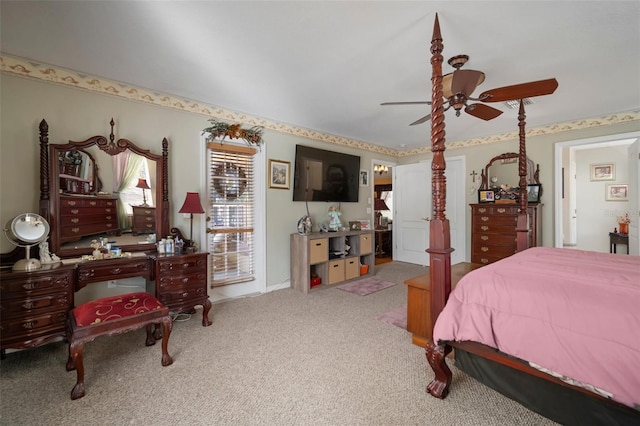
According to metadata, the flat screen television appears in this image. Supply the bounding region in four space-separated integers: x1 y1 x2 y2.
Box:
292 145 360 202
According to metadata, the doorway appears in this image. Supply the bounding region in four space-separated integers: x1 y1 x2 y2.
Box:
554 131 639 251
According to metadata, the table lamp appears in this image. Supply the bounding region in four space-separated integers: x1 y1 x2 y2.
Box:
136 178 151 207
374 198 389 229
178 192 205 251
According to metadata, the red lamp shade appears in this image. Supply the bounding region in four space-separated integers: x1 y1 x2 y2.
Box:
179 192 205 214
136 178 151 189
374 198 389 211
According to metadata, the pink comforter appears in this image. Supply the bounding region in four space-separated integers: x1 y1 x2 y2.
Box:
433 247 640 408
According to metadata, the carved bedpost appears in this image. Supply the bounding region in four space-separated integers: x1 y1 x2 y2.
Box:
160 137 170 239
516 100 530 252
425 13 454 398
39 119 51 227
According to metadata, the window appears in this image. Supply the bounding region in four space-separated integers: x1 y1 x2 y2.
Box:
118 156 152 215
207 143 256 287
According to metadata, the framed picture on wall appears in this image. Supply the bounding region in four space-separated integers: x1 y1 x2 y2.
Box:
605 184 628 201
268 159 290 189
359 169 369 187
590 163 615 181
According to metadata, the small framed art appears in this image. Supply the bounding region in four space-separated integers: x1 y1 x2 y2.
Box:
349 221 362 231
527 184 542 203
605 184 628 201
358 219 371 230
268 159 290 189
359 170 369 187
478 189 495 204
590 163 615 181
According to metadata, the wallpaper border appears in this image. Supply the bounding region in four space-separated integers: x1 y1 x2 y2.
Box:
2 53 638 157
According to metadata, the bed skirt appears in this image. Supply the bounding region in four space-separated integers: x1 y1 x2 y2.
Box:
454 348 640 425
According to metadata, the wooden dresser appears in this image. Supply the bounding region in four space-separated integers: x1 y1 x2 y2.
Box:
470 203 542 265
59 195 120 243
153 253 212 326
131 206 156 235
0 264 76 353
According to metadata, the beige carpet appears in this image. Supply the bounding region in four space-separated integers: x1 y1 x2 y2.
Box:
0 261 557 425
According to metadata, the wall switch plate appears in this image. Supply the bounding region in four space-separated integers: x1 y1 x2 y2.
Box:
366 207 371 214
368 197 371 205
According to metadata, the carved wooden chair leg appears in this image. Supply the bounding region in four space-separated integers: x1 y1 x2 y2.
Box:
145 324 156 346
159 317 173 367
426 340 453 398
67 341 86 400
202 299 212 327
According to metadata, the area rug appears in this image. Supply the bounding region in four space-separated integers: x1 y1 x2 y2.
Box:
336 277 396 296
376 306 407 330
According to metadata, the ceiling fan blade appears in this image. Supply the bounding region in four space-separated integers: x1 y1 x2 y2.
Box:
451 69 485 97
381 101 431 106
409 114 431 126
465 103 503 121
479 78 558 102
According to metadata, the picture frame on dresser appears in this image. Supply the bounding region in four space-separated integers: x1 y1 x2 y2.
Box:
478 189 495 204
527 184 542 203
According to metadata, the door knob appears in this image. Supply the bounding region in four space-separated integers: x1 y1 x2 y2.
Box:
422 217 431 221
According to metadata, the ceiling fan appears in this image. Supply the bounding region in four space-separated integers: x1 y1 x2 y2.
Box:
381 54 558 126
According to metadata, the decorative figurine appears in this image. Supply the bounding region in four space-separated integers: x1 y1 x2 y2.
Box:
328 205 342 231
38 241 60 264
297 215 312 234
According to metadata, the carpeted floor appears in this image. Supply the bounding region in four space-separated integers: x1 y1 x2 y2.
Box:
0 261 557 426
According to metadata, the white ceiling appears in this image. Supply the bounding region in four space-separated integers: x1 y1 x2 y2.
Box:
2 1 639 151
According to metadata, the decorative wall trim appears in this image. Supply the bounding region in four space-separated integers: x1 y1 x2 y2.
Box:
2 53 638 158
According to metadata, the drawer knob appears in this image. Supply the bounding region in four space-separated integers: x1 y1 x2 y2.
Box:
481 247 489 252
497 208 506 213
71 218 79 223
481 216 489 222
68 201 76 206
479 208 486 213
71 209 79 214
22 321 36 329
90 201 97 206
481 258 489 264
106 208 112 213
71 227 80 233
481 236 489 241
481 225 489 231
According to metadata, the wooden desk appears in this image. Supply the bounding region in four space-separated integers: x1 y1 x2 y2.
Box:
609 232 629 254
404 262 483 347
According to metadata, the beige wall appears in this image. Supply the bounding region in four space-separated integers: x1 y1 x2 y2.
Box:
0 73 397 288
2 73 638 288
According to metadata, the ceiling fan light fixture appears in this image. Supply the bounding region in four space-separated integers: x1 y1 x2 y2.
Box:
504 98 534 109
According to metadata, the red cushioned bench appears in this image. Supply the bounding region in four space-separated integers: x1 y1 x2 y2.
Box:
66 292 174 400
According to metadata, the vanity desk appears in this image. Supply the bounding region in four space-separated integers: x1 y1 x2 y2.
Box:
1 118 212 357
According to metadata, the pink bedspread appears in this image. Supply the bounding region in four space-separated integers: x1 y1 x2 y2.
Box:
433 247 640 408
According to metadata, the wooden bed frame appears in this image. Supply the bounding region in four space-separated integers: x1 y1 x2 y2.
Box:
423 14 639 423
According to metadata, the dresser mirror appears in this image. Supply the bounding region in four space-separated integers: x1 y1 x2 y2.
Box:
480 152 540 191
39 119 170 258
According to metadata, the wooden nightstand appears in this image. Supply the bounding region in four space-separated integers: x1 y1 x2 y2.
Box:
153 252 212 326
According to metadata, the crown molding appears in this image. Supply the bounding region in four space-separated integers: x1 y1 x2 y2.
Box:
2 53 638 158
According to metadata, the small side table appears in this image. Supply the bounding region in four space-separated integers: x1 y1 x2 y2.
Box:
609 232 629 254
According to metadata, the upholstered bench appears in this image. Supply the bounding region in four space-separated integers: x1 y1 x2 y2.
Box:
66 292 174 400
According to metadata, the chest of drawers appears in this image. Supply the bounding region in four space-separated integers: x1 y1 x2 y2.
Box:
0 264 75 352
59 196 120 243
470 203 542 265
131 206 156 235
153 253 212 326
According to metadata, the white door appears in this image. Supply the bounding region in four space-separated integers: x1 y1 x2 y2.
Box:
394 161 431 265
446 156 466 265
628 139 639 255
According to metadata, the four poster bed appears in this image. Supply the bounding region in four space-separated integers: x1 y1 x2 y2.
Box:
424 14 640 424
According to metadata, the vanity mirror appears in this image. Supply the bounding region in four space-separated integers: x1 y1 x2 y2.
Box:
39 119 170 258
480 152 540 191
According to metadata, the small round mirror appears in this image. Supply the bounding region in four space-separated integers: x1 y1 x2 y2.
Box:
4 213 50 271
